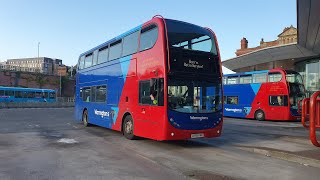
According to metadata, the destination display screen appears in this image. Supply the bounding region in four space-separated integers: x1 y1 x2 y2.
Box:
169 49 219 75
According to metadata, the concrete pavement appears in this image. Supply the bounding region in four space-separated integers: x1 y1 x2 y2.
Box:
0 108 319 180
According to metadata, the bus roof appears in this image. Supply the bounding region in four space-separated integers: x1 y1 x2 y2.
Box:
224 70 269 77
0 86 55 92
79 24 143 58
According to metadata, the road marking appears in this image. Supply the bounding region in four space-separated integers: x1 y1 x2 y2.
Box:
57 138 78 144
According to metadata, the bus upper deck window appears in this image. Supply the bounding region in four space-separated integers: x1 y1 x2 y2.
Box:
139 25 158 51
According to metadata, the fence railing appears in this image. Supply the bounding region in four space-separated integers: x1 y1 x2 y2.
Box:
301 91 320 147
57 97 75 103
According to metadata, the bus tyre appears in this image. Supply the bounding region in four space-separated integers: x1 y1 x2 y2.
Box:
82 110 90 127
255 110 265 121
123 115 136 140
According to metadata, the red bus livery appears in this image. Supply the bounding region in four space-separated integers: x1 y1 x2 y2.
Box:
74 16 223 140
223 68 305 121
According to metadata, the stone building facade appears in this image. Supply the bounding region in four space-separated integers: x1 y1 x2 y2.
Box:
5 57 63 75
235 25 297 56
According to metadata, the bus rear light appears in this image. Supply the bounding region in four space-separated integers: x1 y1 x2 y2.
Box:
217 130 220 134
171 133 174 136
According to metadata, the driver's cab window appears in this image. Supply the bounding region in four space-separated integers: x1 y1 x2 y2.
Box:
139 78 164 106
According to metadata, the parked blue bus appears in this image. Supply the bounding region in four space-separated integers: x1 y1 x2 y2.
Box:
0 86 56 103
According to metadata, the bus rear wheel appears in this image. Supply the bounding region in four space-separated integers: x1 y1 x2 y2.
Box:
255 110 265 121
123 115 136 140
82 110 90 127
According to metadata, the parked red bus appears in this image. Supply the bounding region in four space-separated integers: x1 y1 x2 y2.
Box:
74 16 223 140
223 68 305 121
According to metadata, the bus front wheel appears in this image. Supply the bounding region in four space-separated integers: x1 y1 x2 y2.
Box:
82 110 90 127
123 115 136 140
255 110 265 121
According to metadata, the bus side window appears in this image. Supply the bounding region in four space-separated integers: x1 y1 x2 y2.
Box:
158 78 164 106
139 81 151 105
82 88 91 102
80 88 83 99
49 92 56 99
139 25 158 51
150 79 158 105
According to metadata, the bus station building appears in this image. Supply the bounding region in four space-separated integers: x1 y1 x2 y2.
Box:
223 0 320 96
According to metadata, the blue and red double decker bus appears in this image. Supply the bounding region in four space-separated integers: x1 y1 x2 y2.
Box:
223 68 305 121
74 16 223 140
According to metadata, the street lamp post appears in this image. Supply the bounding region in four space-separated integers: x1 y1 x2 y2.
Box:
38 42 40 58
59 72 62 97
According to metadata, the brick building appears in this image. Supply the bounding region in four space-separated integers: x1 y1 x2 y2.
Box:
235 25 297 56
223 0 320 96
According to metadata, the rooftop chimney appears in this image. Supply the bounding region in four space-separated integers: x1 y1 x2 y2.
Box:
241 37 248 49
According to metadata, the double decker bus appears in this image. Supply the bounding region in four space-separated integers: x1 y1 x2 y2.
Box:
74 16 223 140
223 68 305 121
0 86 56 103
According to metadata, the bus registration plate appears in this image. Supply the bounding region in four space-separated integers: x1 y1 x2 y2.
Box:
191 133 204 138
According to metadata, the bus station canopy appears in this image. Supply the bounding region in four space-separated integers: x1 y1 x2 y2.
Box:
223 0 320 71
222 43 317 71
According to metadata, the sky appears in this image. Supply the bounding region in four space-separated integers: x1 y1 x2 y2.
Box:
0 0 296 74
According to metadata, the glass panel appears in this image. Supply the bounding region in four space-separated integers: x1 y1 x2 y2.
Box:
268 72 282 82
253 73 267 83
35 92 42 98
91 87 96 102
79 56 85 69
96 86 107 102
97 47 109 64
306 61 319 93
239 75 252 84
5 90 14 96
223 77 227 85
84 54 93 68
269 95 288 106
191 35 212 52
27 92 35 98
109 40 122 60
83 88 91 102
168 79 222 113
139 81 151 104
80 88 83 99
139 25 158 51
166 19 217 55
226 96 238 105
49 92 56 99
123 31 139 56
286 72 303 84
227 77 238 84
